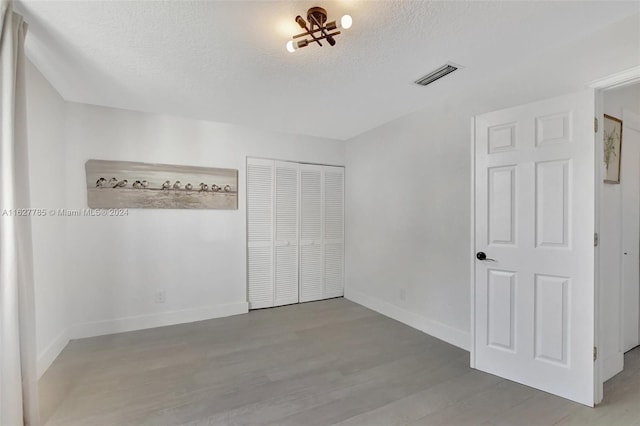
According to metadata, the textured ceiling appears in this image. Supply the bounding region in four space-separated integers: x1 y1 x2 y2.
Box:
15 1 640 140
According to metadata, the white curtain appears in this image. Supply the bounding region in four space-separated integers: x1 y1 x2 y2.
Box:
0 1 39 425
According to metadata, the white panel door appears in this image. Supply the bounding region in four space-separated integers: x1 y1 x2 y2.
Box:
274 161 300 306
299 164 324 302
323 166 345 298
474 91 595 406
247 158 275 309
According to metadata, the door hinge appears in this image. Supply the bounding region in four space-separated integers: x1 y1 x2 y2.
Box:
594 347 598 362
594 232 599 247
594 117 599 133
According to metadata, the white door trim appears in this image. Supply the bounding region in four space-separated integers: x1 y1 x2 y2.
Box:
594 88 604 404
470 116 477 368
588 66 640 90
592 75 640 405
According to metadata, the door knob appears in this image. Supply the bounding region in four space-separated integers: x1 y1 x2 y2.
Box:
476 252 496 262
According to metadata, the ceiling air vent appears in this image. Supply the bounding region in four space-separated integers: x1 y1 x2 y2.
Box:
414 64 458 86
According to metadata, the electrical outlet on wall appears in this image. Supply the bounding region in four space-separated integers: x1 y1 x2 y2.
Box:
154 290 166 304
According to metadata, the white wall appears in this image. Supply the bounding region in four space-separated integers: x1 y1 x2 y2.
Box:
61 103 344 338
344 14 640 351
599 83 640 380
26 63 345 375
344 100 478 349
604 85 640 117
25 60 71 377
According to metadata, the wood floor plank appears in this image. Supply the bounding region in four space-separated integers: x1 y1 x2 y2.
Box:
188 351 465 426
39 298 640 426
407 380 538 426
332 370 502 426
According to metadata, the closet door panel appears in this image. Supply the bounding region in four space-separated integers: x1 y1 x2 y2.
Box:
323 166 345 298
274 161 299 306
300 244 323 302
248 159 344 309
247 159 274 308
300 164 323 302
248 246 273 308
324 242 344 298
324 167 344 240
275 245 298 305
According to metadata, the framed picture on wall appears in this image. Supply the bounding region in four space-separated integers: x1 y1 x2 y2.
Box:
603 114 623 184
85 159 238 209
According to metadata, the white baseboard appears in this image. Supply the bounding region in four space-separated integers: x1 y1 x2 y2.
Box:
70 301 249 340
37 328 70 379
345 287 471 351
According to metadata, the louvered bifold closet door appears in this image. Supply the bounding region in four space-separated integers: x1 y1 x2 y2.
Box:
274 161 300 306
299 164 323 302
323 166 345 298
247 158 275 309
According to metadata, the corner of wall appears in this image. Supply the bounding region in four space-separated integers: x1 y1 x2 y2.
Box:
26 58 74 379
37 328 70 379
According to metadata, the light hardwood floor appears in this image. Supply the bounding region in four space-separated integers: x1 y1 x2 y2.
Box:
40 298 640 426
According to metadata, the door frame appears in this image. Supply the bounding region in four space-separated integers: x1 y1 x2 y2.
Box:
621 109 640 352
589 67 640 404
468 65 640 403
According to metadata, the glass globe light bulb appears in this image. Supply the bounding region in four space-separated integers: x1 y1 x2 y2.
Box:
340 15 352 29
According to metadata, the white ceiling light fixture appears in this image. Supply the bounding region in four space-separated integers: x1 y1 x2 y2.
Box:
286 6 352 53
